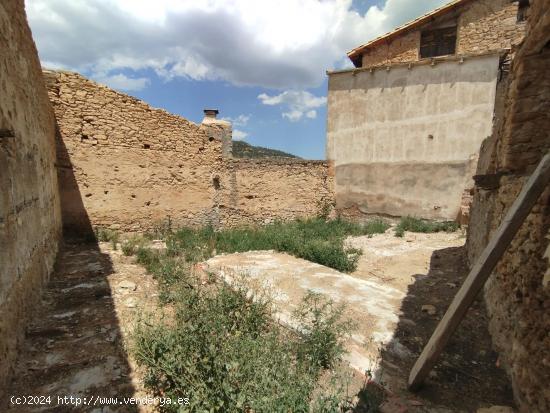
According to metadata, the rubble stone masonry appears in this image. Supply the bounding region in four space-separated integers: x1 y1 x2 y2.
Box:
361 0 525 68
44 71 334 234
466 0 550 410
0 0 62 395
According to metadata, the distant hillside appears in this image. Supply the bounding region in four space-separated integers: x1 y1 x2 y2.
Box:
232 140 300 159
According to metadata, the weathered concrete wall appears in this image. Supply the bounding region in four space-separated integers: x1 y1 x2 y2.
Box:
467 0 550 410
0 0 62 394
327 54 499 220
361 0 524 68
219 159 334 227
46 71 334 232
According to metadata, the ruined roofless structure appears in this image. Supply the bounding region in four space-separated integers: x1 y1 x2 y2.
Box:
326 0 528 223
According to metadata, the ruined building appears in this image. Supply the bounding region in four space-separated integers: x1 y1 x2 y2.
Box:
467 0 550 408
0 0 62 393
43 71 334 235
1 0 548 410
327 0 527 221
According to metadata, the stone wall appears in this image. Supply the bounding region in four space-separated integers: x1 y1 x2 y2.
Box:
220 159 334 227
361 0 525 68
0 0 62 394
466 0 550 410
456 0 525 54
327 54 500 220
46 71 334 232
45 71 226 234
361 30 419 68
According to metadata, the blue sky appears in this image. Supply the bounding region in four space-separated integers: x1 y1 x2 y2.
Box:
27 0 448 159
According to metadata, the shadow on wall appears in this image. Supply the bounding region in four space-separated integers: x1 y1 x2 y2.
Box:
368 246 514 411
4 125 137 409
55 124 96 240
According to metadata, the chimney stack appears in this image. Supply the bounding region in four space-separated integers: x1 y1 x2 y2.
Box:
203 109 219 120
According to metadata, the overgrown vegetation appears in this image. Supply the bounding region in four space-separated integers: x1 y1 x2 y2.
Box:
394 216 459 237
166 217 389 273
121 235 146 256
132 248 358 410
134 282 355 412
130 217 388 411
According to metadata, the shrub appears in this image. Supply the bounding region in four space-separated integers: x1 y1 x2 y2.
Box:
293 291 355 369
167 217 387 273
133 281 353 412
394 216 459 237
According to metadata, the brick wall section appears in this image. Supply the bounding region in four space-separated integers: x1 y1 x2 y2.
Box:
466 0 550 410
361 0 525 68
45 71 334 232
0 0 62 395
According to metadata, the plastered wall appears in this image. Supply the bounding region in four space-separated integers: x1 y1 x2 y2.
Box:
360 0 525 68
45 71 334 233
0 0 62 393
327 54 500 220
466 0 550 409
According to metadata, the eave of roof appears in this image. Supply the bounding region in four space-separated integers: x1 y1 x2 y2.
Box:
347 0 473 64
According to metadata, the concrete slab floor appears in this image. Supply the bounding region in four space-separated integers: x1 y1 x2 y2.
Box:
205 232 465 377
206 230 515 412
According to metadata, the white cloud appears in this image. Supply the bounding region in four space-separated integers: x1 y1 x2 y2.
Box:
27 0 449 90
258 90 326 122
232 129 248 141
94 73 150 91
305 110 317 119
221 114 250 127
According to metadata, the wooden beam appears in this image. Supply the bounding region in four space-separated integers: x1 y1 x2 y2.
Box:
408 153 550 391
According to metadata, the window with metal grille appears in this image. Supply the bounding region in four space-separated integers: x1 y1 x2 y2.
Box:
419 26 457 59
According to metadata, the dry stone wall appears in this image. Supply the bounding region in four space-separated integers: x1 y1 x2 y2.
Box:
466 0 550 410
0 0 62 395
45 71 334 233
361 0 525 68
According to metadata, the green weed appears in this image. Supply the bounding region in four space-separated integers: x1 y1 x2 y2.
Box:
133 280 353 412
394 216 459 237
167 217 388 273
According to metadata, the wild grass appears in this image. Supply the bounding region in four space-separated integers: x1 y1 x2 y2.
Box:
167 217 389 272
394 216 459 237
95 227 119 249
121 235 146 256
133 261 355 411
130 217 387 411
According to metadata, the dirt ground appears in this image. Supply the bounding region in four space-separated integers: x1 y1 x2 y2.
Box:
4 230 515 413
3 241 158 413
349 231 515 412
